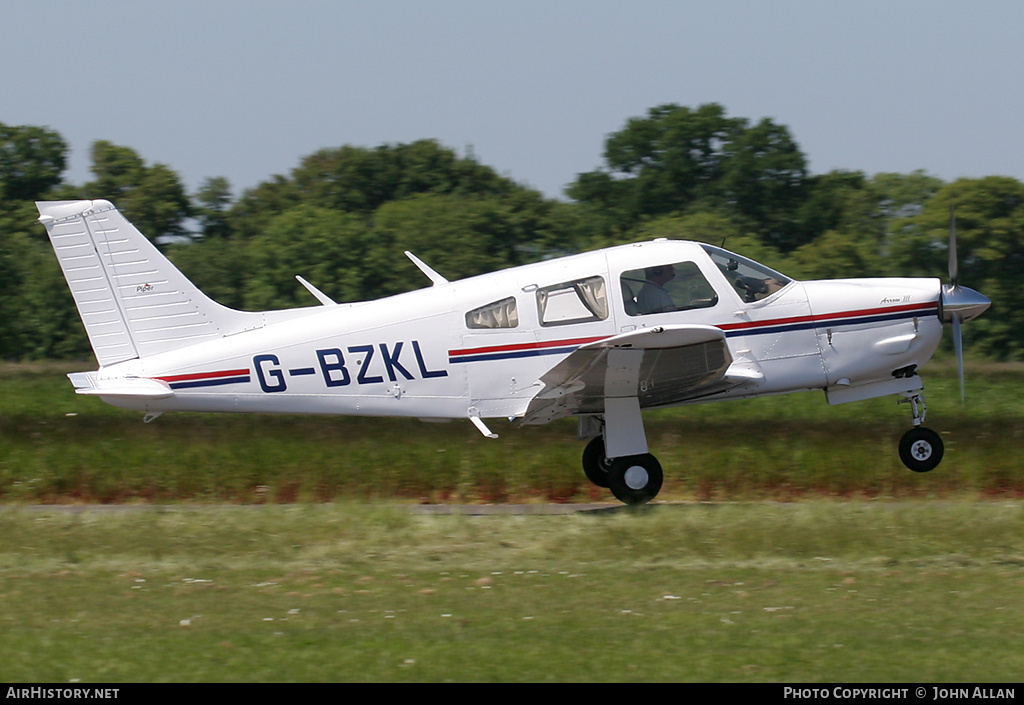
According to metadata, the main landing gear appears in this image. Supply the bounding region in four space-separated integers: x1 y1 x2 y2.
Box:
582 436 664 506
898 392 944 473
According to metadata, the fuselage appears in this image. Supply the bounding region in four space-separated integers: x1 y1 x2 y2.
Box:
88 239 945 422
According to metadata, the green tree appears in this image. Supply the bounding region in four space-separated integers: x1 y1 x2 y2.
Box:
869 170 944 222
793 171 869 249
0 225 37 358
243 205 371 309
787 228 884 280
367 194 522 299
192 176 234 239
0 202 89 359
567 104 809 248
0 123 67 201
568 104 743 228
167 235 251 311
86 141 190 243
227 175 301 240
784 170 944 280
225 140 537 246
629 211 741 247
718 117 807 248
290 139 522 214
892 177 1024 359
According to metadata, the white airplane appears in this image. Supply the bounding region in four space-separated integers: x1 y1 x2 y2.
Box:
37 199 991 505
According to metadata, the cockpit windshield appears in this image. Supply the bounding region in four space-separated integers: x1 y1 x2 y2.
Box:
700 244 793 303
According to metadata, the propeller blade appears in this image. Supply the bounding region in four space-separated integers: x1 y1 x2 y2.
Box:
948 200 959 286
952 314 965 405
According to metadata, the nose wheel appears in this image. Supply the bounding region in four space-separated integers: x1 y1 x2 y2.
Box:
899 427 944 473
898 392 943 473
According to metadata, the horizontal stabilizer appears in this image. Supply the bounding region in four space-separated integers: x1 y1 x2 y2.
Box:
68 371 174 399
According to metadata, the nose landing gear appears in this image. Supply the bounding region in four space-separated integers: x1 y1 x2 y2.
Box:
898 392 944 473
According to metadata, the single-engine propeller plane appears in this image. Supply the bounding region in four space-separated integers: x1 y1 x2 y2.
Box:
37 199 990 504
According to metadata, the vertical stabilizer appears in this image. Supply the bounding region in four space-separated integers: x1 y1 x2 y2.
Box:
37 200 260 366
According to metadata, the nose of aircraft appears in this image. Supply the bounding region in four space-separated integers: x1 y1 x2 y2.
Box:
939 284 990 323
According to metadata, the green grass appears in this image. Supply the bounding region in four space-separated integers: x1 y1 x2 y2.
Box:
1 361 1022 503
0 502 1022 682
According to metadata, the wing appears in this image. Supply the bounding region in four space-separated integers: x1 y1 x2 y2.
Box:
520 324 761 425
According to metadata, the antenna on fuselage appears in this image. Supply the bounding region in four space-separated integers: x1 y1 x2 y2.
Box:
295 275 337 306
405 251 449 286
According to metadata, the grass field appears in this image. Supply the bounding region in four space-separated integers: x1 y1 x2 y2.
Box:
0 502 1022 682
0 362 1022 682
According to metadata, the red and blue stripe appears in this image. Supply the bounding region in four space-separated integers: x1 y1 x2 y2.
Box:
155 368 251 390
448 336 607 364
719 301 938 338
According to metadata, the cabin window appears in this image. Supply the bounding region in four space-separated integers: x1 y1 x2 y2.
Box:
620 261 718 316
536 276 609 327
701 244 791 303
466 297 519 329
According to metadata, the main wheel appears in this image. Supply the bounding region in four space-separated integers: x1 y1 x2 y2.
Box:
582 436 612 488
607 453 663 506
899 427 944 473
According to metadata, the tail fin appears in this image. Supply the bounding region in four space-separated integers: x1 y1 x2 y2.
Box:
37 200 261 367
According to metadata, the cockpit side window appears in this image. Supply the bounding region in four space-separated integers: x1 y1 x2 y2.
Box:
620 261 718 316
701 244 792 303
536 276 609 326
466 296 519 329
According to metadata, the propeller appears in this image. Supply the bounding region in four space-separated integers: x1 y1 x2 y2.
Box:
939 201 991 402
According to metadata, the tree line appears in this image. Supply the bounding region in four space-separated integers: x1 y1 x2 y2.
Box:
2 103 1022 361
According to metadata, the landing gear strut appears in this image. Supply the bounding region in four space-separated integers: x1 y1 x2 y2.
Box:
898 391 944 473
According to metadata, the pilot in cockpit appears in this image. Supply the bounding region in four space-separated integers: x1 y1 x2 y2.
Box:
636 264 677 314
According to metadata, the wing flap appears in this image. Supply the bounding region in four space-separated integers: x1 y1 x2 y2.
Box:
520 325 735 424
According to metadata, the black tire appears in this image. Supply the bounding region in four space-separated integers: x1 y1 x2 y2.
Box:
899 427 944 473
582 436 611 488
607 454 663 506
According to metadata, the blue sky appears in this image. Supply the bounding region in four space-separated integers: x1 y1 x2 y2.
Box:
5 0 1023 200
